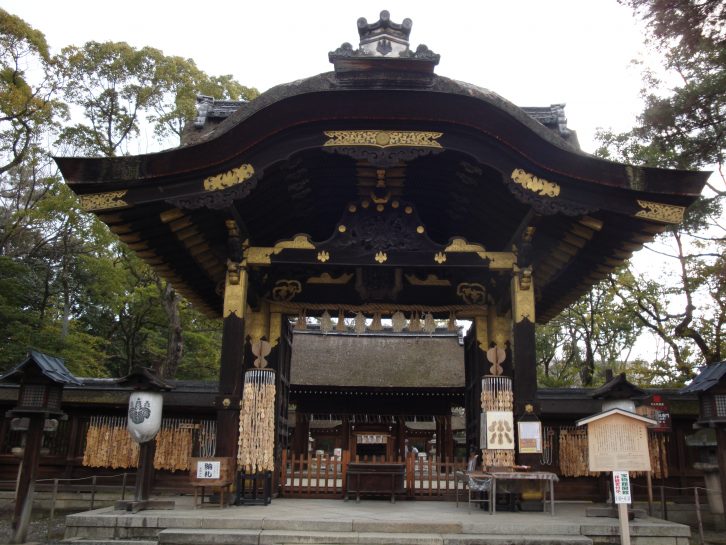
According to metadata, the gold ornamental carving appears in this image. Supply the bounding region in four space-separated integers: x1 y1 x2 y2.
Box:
405 273 450 287
272 280 302 302
511 168 560 197
323 130 443 149
374 251 388 263
635 200 686 224
274 234 315 251
79 190 128 211
445 238 487 255
307 272 352 284
512 273 535 324
457 283 487 305
317 251 330 263
223 261 247 319
268 312 282 349
203 163 255 191
246 235 316 265
434 252 447 264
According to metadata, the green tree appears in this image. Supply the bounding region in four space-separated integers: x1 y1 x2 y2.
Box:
0 9 62 174
150 55 258 144
593 0 725 375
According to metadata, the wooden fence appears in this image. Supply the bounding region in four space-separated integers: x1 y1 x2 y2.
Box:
280 450 467 500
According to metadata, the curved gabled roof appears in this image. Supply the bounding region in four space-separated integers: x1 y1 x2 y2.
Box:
53 15 709 323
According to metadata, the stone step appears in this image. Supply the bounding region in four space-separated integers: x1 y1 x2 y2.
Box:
62 539 156 545
157 528 594 545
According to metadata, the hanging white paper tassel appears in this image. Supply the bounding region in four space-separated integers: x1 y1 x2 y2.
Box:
423 312 436 334
370 312 383 331
320 310 333 333
447 311 458 331
409 312 421 332
391 311 406 333
354 311 366 335
336 309 347 332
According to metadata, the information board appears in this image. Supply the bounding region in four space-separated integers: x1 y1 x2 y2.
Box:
517 421 542 453
587 413 651 472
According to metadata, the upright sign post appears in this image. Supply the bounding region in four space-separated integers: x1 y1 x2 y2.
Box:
578 408 656 545
613 471 633 545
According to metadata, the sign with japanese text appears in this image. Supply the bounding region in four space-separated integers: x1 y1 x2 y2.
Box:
587 413 651 472
613 471 632 504
196 460 221 479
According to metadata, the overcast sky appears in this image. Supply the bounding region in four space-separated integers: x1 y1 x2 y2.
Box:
5 0 651 153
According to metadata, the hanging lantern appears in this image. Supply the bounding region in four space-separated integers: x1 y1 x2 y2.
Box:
320 310 333 334
127 391 163 444
391 311 406 333
238 369 276 473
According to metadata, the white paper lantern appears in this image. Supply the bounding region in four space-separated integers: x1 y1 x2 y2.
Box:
127 391 163 444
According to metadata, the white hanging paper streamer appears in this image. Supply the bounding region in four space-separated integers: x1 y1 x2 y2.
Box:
320 310 333 333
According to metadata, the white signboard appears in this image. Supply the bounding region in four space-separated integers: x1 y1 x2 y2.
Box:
517 421 542 454
485 411 515 450
196 460 221 479
613 471 632 504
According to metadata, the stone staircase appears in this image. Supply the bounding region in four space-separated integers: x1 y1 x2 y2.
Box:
60 499 691 545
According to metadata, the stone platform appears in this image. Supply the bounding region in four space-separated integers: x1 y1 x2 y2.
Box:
62 497 692 545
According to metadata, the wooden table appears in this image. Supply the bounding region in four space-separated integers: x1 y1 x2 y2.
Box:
346 462 405 503
487 471 559 515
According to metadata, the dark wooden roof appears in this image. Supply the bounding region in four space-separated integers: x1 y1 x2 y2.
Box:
53 20 709 323
0 350 82 386
681 362 726 394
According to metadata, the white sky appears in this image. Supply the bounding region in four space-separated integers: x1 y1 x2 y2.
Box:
4 0 650 153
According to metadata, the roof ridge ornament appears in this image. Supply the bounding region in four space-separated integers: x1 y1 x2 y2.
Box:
357 10 412 57
329 11 439 86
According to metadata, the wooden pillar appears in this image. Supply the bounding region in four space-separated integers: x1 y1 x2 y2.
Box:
292 413 309 455
445 413 454 462
342 416 350 454
397 416 406 460
64 415 80 478
134 440 156 501
466 315 488 449
511 268 537 415
215 221 248 459
11 415 44 544
716 426 726 527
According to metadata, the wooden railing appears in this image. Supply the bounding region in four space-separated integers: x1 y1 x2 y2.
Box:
279 451 466 500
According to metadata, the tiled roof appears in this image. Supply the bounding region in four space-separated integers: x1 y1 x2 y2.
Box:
0 349 82 385
681 361 726 394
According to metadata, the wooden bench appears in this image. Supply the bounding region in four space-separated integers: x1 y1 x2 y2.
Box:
189 457 233 508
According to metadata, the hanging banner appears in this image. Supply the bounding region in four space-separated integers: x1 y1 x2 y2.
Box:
613 471 632 504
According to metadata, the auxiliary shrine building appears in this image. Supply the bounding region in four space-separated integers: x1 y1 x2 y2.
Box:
42 12 709 495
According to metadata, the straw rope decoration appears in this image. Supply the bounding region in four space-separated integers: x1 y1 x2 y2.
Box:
481 375 515 468
558 427 599 477
82 416 216 470
238 368 276 473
